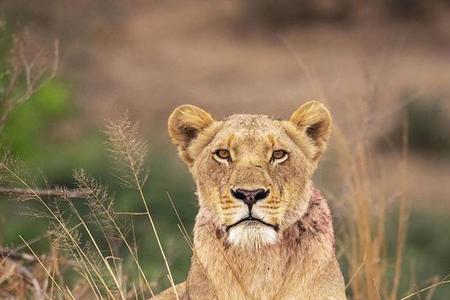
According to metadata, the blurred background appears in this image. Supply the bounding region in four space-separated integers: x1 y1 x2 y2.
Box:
0 0 449 299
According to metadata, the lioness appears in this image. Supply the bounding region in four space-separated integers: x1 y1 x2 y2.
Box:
155 101 346 300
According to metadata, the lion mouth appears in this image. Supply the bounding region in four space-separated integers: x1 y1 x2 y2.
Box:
226 216 279 232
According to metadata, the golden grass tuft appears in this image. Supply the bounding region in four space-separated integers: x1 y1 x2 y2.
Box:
332 114 410 300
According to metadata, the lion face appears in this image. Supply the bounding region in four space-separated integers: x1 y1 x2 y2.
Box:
168 101 332 249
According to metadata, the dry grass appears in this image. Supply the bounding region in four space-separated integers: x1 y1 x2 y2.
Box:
334 119 410 300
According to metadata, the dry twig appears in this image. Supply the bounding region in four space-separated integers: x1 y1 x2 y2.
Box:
0 33 59 133
0 187 92 199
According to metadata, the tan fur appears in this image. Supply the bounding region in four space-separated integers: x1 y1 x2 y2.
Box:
156 101 346 300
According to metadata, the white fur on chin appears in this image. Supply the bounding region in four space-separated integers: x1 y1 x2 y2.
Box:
227 223 278 249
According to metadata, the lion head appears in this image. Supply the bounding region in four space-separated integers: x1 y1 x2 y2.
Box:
168 101 332 249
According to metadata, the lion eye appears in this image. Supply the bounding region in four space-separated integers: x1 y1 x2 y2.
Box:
215 149 231 161
271 150 288 162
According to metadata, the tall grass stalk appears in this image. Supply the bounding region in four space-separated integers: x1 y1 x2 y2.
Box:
74 170 155 297
389 117 410 300
105 117 179 299
64 200 126 300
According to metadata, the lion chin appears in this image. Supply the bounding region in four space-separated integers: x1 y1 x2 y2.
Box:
227 222 278 249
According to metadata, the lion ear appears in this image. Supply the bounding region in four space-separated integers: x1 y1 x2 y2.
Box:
289 101 332 159
168 104 214 163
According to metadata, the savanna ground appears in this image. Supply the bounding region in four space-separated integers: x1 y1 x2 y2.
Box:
0 1 450 299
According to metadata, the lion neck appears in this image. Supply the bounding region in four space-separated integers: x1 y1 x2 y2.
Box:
188 188 336 299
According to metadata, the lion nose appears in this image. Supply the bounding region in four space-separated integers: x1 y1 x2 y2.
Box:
231 188 270 207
